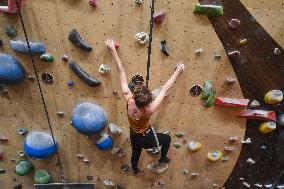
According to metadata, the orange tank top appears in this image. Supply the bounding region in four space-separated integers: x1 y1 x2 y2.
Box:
127 98 150 134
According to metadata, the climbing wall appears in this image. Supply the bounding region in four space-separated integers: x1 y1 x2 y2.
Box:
0 0 283 188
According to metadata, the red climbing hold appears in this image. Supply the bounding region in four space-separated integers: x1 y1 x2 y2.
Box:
240 109 276 121
215 97 250 107
153 10 166 24
0 0 22 14
114 42 120 49
89 0 97 7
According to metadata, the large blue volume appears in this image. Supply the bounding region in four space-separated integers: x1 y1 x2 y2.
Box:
71 103 107 136
0 53 25 85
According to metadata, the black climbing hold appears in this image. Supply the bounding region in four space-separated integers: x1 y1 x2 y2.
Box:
69 61 101 87
68 29 92 52
0 39 2 46
41 73 54 84
121 164 129 172
190 85 203 96
0 168 5 173
5 25 17 37
117 185 126 189
13 184 22 189
160 40 170 56
86 175 94 181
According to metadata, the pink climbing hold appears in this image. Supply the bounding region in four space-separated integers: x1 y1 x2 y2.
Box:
89 0 97 7
153 10 166 24
215 97 250 107
0 148 4 160
114 42 120 49
0 0 22 14
240 109 276 122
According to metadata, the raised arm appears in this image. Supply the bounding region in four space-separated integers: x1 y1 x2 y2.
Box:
148 63 185 115
105 39 132 100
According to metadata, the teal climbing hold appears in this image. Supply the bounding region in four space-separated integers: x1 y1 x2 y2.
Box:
15 160 35 176
40 54 54 62
34 170 52 184
5 25 17 37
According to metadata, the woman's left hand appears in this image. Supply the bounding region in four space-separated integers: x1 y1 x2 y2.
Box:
105 39 116 52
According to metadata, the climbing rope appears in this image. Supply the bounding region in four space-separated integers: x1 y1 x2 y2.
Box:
15 0 65 182
145 0 154 88
145 0 162 153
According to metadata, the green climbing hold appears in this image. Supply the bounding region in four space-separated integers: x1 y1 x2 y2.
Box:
193 3 223 17
201 80 216 107
15 160 35 176
40 54 54 62
34 170 52 184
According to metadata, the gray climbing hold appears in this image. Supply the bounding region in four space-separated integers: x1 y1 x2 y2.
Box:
57 111 65 117
18 128 28 135
10 40 46 54
104 179 115 187
5 25 17 37
68 29 92 52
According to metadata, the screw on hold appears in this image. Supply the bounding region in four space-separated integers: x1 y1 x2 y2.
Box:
228 19 240 29
135 32 149 44
194 48 203 55
82 158 90 163
224 77 237 85
214 54 222 60
0 39 2 46
76 154 83 158
62 54 68 62
135 0 143 5
28 75 35 81
112 90 118 95
67 80 74 86
41 73 54 84
190 85 202 96
57 111 65 117
160 40 170 56
89 0 97 7
18 128 27 135
227 51 240 58
274 48 281 55
86 175 94 181
17 151 25 157
121 164 130 172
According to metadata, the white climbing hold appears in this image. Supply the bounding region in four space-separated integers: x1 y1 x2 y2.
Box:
18 128 27 135
250 100 260 108
239 178 245 181
191 172 199 177
188 141 202 151
76 154 83 158
17 151 25 157
277 185 284 189
99 64 111 74
241 138 251 144
135 32 149 44
108 123 122 135
254 183 263 188
194 48 203 55
104 179 115 187
57 111 65 117
225 77 237 85
135 0 143 5
212 183 218 188
224 146 234 152
247 158 256 164
264 184 272 188
243 182 251 188
274 48 281 55
82 158 90 163
183 168 190 174
229 136 238 143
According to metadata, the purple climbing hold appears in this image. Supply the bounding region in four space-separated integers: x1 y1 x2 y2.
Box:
0 54 25 85
153 10 166 24
89 0 97 7
67 80 74 86
10 40 46 54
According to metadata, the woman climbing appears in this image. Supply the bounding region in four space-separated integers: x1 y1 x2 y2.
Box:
105 39 185 176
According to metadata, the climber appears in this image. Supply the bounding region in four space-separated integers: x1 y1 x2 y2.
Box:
105 39 185 176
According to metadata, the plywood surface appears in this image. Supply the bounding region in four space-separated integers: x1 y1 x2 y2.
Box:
0 0 283 188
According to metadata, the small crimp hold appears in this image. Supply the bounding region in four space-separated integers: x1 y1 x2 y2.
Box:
135 0 143 5
99 64 111 74
5 24 17 37
183 168 190 174
224 77 237 85
82 158 90 163
243 182 251 188
41 73 54 84
241 138 251 144
0 169 5 173
160 40 170 56
194 48 203 55
214 54 222 60
274 48 281 55
191 172 199 177
247 158 255 164
68 29 93 52
18 128 27 135
28 75 35 81
121 164 130 172
40 54 54 62
227 50 240 58
76 154 83 158
18 151 25 157
108 123 122 135
153 10 166 24
175 131 185 138
254 183 263 188
173 142 182 149
89 0 97 7
224 146 234 152
104 179 115 187
222 156 230 162
228 19 241 29
135 32 149 44
112 90 118 95
67 80 74 86
153 180 165 187
57 111 65 117
62 54 68 62
193 3 223 16
229 136 238 143
0 133 8 142
250 100 260 108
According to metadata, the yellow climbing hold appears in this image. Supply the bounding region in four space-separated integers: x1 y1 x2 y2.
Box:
207 150 222 161
259 122 276 133
264 90 283 104
188 141 202 152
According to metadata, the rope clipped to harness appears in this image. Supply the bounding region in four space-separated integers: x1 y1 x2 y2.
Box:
15 0 65 183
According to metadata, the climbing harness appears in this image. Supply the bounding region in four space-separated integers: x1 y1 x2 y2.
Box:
15 0 65 183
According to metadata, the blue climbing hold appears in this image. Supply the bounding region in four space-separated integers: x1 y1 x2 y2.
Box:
95 133 113 150
0 54 25 85
71 103 107 136
10 40 46 54
24 131 58 159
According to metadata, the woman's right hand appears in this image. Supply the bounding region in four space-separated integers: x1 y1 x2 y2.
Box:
105 39 116 52
175 63 185 75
